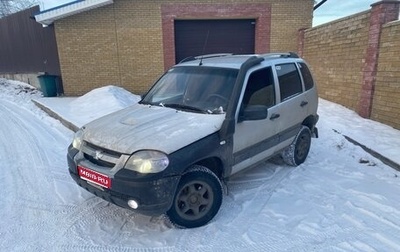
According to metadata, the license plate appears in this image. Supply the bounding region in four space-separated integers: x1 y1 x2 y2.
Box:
78 166 111 189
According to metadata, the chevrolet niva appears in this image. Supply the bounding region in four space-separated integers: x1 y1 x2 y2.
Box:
67 52 318 228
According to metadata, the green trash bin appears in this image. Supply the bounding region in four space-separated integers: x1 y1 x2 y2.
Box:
38 74 57 97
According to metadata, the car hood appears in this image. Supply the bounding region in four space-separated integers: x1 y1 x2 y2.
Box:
81 103 225 154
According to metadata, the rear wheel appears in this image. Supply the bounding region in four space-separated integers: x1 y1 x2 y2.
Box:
167 165 223 228
282 126 311 166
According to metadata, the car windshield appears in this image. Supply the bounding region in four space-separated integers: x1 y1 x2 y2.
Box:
141 66 238 114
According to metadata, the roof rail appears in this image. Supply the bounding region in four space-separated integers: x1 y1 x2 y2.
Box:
179 56 196 63
195 53 233 59
179 53 233 63
261 52 300 59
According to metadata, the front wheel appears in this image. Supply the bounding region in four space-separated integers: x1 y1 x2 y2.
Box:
167 165 223 228
282 126 311 166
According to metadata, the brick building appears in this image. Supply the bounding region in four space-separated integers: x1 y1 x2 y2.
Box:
35 0 314 96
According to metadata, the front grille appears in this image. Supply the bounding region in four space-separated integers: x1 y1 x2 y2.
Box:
81 142 123 168
84 153 115 168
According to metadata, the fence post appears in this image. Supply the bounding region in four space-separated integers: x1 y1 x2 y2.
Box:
297 28 307 57
358 0 400 118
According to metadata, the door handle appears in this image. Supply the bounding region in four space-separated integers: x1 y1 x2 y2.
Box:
300 101 308 107
270 113 280 120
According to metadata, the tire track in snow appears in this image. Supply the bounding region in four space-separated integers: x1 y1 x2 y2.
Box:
172 157 296 251
249 137 400 252
0 98 129 251
56 199 175 251
0 100 63 201
0 99 71 250
0 95 189 251
53 157 296 251
0 99 96 251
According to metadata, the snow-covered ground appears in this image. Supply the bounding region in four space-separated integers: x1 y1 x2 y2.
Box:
1 78 400 251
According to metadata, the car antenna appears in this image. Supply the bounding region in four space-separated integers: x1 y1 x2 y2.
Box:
199 30 210 66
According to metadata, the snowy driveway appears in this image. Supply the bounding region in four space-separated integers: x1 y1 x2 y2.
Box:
1 80 400 251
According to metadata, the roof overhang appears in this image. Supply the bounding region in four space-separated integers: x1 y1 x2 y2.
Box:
34 0 114 26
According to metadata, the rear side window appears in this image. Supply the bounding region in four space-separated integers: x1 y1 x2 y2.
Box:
298 62 314 91
276 63 303 101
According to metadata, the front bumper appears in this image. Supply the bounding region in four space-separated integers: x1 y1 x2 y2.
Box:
67 147 180 216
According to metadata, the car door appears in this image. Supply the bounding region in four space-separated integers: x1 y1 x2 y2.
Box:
272 62 308 151
232 66 280 174
297 62 318 116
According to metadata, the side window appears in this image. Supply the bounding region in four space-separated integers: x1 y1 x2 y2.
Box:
242 67 275 108
298 62 314 91
276 63 303 101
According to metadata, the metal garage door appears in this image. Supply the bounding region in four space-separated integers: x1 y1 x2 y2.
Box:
174 19 255 63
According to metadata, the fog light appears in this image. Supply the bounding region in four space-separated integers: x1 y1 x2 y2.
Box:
128 200 138 209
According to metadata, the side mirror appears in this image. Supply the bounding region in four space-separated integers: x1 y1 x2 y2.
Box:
239 105 268 121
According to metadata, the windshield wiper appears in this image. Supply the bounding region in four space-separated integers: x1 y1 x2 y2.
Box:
163 103 210 114
140 101 164 107
139 100 153 105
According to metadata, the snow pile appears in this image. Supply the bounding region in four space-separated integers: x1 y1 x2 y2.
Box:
72 85 140 110
0 78 41 102
0 78 72 135
69 85 141 126
35 85 141 128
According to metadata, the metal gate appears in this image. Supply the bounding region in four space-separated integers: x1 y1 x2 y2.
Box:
174 19 255 63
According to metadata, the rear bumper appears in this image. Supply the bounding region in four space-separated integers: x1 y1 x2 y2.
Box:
67 147 179 216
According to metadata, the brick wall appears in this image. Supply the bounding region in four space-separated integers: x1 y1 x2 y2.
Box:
302 12 371 111
372 20 400 129
113 1 164 95
54 0 313 96
55 6 120 96
302 1 400 130
269 0 313 52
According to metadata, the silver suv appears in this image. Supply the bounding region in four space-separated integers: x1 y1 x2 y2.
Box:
67 53 318 228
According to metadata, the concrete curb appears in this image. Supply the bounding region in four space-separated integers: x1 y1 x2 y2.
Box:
343 135 400 172
32 99 79 132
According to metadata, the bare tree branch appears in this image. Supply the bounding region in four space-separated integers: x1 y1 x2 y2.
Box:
314 0 328 11
0 0 41 18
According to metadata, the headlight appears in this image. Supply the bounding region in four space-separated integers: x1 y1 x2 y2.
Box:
72 129 84 150
125 151 169 174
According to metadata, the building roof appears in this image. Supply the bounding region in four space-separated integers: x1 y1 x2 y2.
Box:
34 0 113 26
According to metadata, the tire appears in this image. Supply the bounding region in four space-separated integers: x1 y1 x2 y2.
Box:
282 126 311 166
167 165 223 228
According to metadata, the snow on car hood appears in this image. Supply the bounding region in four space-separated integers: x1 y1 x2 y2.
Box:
81 103 225 154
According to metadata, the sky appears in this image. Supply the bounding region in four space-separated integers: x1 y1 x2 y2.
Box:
40 0 382 27
313 0 378 26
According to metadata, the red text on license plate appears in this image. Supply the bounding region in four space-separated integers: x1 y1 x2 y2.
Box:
78 166 111 189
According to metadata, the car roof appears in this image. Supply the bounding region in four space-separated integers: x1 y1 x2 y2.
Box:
177 52 302 69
